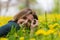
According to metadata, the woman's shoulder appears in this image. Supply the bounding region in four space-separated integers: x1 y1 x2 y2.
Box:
8 20 19 26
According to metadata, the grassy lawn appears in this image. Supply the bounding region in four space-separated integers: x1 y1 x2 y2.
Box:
0 14 60 40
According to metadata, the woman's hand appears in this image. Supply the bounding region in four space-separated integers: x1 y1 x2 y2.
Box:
17 19 28 25
30 19 38 29
30 19 38 36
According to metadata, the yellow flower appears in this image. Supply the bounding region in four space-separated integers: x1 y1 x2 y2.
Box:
30 38 35 40
38 16 45 22
46 29 55 35
0 38 8 40
19 37 24 40
58 32 60 37
53 23 59 27
35 29 46 36
0 16 12 26
49 25 54 29
49 23 59 29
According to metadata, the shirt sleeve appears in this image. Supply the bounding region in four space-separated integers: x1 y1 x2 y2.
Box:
0 21 20 37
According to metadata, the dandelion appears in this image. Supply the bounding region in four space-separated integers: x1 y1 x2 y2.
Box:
0 22 5 26
53 23 59 27
19 37 24 40
46 29 55 35
0 16 12 26
57 31 60 37
38 16 45 22
30 38 35 40
49 23 59 29
0 38 8 40
35 29 46 36
49 24 54 29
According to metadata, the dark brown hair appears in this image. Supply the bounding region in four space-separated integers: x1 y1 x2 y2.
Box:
13 8 38 22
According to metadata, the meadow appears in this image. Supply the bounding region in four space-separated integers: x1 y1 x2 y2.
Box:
0 14 60 40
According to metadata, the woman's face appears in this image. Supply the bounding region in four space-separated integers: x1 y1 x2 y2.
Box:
17 14 34 24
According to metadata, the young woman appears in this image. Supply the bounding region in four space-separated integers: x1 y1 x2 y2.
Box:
0 8 38 37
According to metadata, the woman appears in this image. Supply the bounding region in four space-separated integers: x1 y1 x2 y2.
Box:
0 8 38 37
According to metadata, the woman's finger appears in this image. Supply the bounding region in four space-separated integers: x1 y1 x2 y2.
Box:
22 19 28 25
31 20 38 28
17 19 25 24
34 20 38 26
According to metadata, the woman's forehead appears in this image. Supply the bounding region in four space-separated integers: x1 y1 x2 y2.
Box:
26 14 33 17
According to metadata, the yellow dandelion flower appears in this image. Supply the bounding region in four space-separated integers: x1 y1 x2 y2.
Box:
19 37 24 40
46 29 55 35
49 23 59 29
58 32 60 37
30 38 35 40
53 23 59 27
0 22 4 26
58 26 60 28
38 16 45 22
0 16 12 26
49 25 54 29
35 29 46 36
0 38 8 40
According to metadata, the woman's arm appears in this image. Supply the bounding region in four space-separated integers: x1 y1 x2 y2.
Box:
0 21 20 37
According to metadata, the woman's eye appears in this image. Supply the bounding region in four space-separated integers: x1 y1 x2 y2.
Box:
20 22 23 24
23 17 27 20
